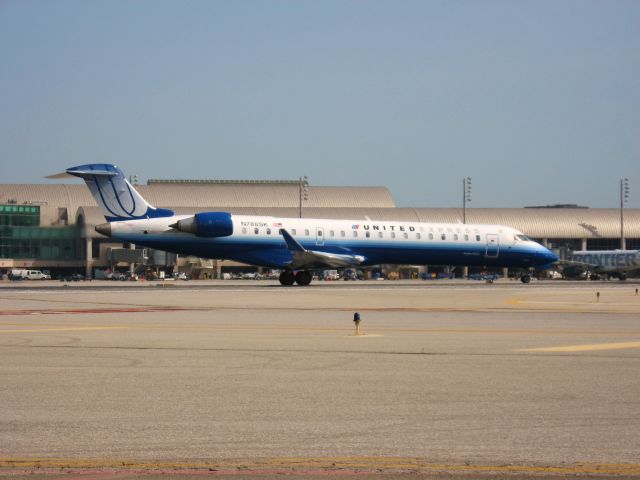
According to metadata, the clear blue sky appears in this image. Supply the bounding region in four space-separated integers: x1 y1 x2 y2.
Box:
1 0 639 208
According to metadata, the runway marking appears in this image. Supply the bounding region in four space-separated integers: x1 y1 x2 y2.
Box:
2 303 639 317
344 333 383 338
2 320 639 337
517 341 640 352
1 457 640 476
0 306 198 316
0 326 131 334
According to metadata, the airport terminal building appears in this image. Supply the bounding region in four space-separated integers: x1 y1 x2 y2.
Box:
1 179 639 278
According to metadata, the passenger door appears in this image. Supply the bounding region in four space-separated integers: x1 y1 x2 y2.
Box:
316 227 324 246
485 234 499 258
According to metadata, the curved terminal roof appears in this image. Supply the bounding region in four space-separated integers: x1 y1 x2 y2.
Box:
0 182 395 216
2 182 638 240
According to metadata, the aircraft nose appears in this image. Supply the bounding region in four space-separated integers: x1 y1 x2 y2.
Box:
538 248 559 265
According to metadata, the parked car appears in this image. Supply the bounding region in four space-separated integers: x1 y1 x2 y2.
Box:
342 269 364 281
59 273 86 282
241 272 263 280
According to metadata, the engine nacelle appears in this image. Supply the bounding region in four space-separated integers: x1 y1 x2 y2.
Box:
171 212 233 237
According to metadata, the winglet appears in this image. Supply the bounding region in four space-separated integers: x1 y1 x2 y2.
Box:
280 228 305 252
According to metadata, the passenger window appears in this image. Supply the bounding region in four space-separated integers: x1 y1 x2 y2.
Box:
329 230 335 237
254 228 259 235
353 231 358 238
403 232 408 239
340 231 345 237
416 233 421 240
242 227 247 234
476 235 481 241
266 228 271 235
365 231 370 238
304 229 309 236
378 231 383 238
454 234 458 241
428 233 433 240
464 234 469 241
391 232 396 239
441 234 446 240
292 229 297 235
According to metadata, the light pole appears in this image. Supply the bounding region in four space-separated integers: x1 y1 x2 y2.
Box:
463 177 472 224
621 178 629 249
299 176 309 218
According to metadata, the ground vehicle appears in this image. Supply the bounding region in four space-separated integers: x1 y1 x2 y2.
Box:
241 272 263 280
342 269 364 281
172 272 188 281
59 273 86 282
10 269 50 280
322 270 339 281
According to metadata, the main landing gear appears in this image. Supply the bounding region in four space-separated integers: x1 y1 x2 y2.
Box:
278 269 312 286
520 274 531 284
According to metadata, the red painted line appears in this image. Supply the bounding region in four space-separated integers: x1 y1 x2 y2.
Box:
0 307 200 316
5 468 375 477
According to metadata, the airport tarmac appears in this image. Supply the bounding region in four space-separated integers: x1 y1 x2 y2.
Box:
1 280 640 478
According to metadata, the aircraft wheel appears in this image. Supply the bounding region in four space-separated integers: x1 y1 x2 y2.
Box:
295 270 312 286
279 270 295 286
620 273 627 281
520 274 531 284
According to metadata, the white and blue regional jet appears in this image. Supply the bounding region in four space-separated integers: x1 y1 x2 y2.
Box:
67 164 558 286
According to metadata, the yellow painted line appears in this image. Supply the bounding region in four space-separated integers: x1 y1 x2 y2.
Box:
344 333 383 338
0 326 131 334
4 322 640 337
1 457 640 475
517 341 640 352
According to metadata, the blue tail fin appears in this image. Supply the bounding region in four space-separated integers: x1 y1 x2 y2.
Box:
66 163 174 222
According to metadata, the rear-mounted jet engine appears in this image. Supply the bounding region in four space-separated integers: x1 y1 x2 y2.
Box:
170 212 233 237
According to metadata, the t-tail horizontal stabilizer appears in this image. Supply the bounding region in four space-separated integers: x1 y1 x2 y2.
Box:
279 228 365 269
66 163 174 222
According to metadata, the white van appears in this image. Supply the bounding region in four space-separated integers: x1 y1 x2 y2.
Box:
322 270 339 281
10 269 50 280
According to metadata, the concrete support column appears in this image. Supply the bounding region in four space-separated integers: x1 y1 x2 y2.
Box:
502 267 509 280
129 243 136 274
581 238 587 251
85 237 93 278
215 260 222 280
462 266 469 278
541 238 548 248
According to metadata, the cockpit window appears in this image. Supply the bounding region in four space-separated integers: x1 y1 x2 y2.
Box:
515 234 533 242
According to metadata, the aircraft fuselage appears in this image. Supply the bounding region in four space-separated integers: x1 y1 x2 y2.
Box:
100 214 557 270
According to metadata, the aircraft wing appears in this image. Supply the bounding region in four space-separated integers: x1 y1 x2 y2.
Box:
280 229 365 269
